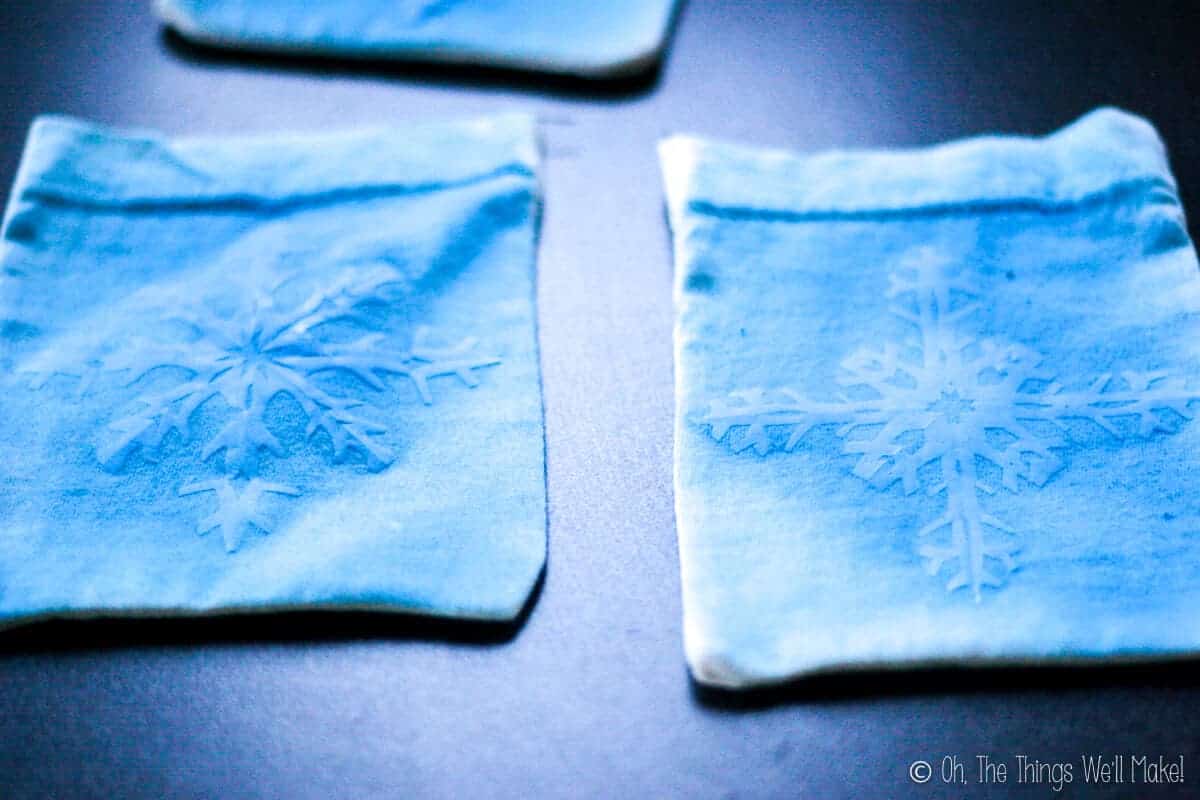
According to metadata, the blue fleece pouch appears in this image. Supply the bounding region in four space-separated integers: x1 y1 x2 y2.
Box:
0 113 545 627
662 108 1200 688
156 0 680 78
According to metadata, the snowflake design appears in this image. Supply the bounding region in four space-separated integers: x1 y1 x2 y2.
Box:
36 266 499 552
179 479 301 553
700 248 1197 600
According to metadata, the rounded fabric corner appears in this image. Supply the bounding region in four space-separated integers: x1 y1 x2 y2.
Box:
687 648 766 690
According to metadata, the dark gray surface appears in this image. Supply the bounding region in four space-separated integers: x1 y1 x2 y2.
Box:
2 1 1200 797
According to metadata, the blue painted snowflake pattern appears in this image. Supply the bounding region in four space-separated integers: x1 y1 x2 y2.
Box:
700 248 1197 600
35 265 499 552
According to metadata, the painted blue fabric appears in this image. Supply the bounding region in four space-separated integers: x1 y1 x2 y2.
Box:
156 0 681 78
0 113 545 628
661 108 1200 688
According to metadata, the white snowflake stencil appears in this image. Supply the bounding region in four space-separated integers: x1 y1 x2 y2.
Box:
36 265 500 552
179 479 301 553
700 248 1197 600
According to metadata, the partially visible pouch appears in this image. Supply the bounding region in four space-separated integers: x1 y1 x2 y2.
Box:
156 0 681 78
0 114 546 628
662 108 1200 688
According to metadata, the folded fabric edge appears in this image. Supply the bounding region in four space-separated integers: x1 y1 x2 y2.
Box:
0 115 52 245
154 0 676 79
6 111 540 211
686 643 1200 691
658 108 1178 219
0 575 545 635
658 135 698 235
658 136 700 311
664 138 711 690
0 546 546 633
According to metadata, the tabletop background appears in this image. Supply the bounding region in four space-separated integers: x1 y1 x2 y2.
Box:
2 2 1199 798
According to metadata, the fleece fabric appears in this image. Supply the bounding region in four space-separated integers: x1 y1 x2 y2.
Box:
0 113 546 628
662 108 1200 687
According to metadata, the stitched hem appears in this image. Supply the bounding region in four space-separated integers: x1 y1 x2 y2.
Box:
660 108 1178 224
7 113 539 213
